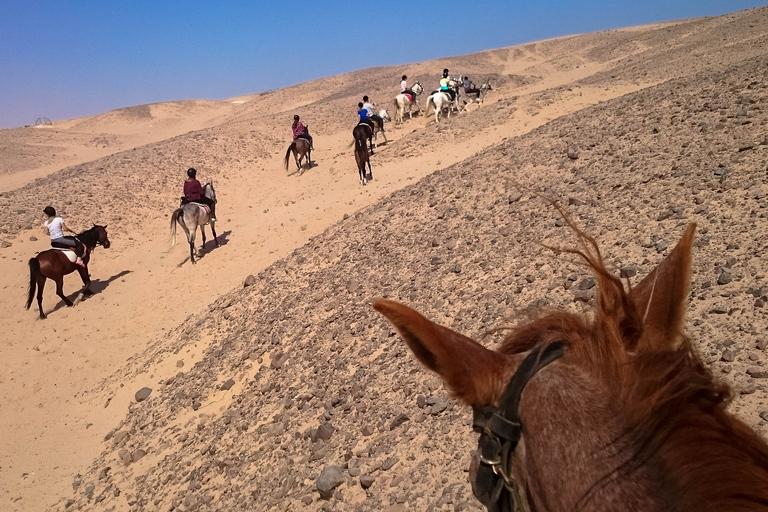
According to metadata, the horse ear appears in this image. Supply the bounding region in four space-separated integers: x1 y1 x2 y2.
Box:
373 299 509 407
629 224 696 352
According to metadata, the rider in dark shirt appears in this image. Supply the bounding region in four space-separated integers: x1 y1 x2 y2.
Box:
182 168 216 221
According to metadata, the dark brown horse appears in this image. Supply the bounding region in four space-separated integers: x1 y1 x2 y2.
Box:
375 223 768 511
353 125 372 186
352 123 374 156
26 225 111 319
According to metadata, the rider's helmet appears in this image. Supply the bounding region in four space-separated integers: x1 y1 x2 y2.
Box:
43 206 56 217
293 114 300 121
443 69 449 77
402 75 407 80
187 168 197 178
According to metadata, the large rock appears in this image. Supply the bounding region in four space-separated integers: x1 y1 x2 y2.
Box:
316 465 345 499
135 387 152 402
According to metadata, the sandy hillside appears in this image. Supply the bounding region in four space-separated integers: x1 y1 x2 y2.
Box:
1 7 768 511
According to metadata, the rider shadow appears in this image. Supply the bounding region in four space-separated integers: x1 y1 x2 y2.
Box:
47 269 134 315
288 161 316 177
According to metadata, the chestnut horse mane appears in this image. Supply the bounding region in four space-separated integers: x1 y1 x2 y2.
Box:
498 220 768 509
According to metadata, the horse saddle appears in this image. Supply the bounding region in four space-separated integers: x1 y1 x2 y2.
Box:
51 247 78 263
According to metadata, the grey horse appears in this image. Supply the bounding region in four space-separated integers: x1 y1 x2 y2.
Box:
170 183 218 264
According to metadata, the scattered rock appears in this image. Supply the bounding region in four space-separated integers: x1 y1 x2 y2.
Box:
131 449 146 463
0 241 11 248
381 457 399 471
312 422 335 443
244 275 256 287
316 466 345 500
220 379 235 391
747 367 768 379
134 387 152 402
360 474 376 489
389 413 409 430
620 265 637 278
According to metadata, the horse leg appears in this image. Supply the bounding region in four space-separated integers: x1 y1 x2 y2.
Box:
211 221 219 247
55 277 73 307
77 266 93 296
36 274 47 319
200 225 207 256
188 227 196 264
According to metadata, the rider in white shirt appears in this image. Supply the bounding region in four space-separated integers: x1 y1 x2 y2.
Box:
42 206 86 267
362 96 384 129
400 75 416 100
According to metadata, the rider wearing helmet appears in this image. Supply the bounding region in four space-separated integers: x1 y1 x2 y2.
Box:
42 206 86 268
440 69 456 101
292 114 314 150
182 168 217 221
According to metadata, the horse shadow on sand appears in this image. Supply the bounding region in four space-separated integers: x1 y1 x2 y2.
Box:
46 269 133 316
177 230 232 267
287 161 317 177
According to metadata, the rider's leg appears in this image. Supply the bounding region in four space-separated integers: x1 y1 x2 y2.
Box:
197 197 217 221
53 237 85 267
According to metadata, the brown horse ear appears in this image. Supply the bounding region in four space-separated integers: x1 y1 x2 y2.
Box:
629 224 696 352
373 299 508 407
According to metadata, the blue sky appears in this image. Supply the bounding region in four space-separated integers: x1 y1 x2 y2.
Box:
0 0 765 128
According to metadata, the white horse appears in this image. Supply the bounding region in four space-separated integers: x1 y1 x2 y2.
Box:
372 110 389 147
424 91 455 123
170 183 218 264
460 80 493 112
393 81 423 124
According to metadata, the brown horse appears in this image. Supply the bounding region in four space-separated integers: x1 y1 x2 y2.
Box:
375 222 768 511
26 225 111 319
283 138 312 173
353 125 372 186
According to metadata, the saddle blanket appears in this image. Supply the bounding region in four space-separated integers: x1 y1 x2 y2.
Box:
405 94 413 102
52 247 78 262
196 203 211 215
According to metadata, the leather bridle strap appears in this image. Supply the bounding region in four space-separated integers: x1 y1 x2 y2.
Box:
472 342 565 512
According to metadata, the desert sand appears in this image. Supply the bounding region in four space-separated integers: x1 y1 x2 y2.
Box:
1 7 768 511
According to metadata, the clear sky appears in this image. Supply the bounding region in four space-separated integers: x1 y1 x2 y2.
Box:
1 1 765 128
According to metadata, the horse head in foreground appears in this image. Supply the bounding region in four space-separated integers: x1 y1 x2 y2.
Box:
26 224 111 319
374 223 768 511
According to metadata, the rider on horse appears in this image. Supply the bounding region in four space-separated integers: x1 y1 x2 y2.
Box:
462 75 480 96
182 168 216 221
42 206 86 268
401 75 416 102
440 69 457 102
362 96 384 130
357 102 374 130
292 114 314 150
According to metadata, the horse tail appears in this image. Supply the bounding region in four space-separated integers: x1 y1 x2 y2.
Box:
170 208 185 246
284 142 296 170
26 258 40 309
425 96 434 116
